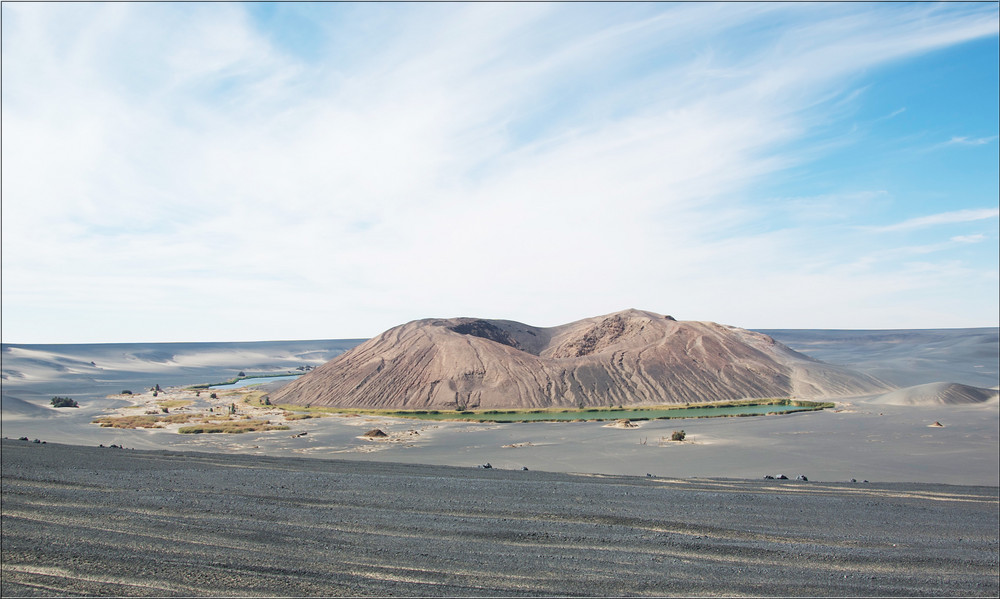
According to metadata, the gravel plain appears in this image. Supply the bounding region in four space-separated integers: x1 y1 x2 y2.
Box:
3 438 998 597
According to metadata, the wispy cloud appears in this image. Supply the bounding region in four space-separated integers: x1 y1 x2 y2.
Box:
868 208 1000 233
2 2 998 341
945 135 998 146
951 234 987 244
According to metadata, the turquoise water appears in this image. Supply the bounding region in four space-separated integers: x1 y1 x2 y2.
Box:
382 402 823 422
210 375 301 389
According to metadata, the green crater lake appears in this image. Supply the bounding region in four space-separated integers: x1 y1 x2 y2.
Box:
296 400 833 423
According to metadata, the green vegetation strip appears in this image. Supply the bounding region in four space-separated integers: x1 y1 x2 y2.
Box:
276 399 833 423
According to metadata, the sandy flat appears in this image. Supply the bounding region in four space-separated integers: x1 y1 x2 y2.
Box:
2 330 998 596
3 439 997 597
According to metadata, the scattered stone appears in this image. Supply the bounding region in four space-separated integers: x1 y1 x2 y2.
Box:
763 475 775 480
521 466 529 471
362 429 388 438
929 421 944 427
797 475 809 482
776 474 788 480
479 462 493 469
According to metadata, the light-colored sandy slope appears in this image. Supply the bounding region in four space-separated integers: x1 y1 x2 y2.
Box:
1 342 359 377
271 309 890 409
870 382 999 406
0 393 54 418
759 328 999 389
0 340 362 405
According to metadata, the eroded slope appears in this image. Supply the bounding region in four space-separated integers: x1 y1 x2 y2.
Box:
271 309 890 409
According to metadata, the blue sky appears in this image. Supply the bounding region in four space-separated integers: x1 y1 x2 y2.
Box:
2 2 998 343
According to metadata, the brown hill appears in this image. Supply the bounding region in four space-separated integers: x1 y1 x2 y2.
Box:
271 309 891 410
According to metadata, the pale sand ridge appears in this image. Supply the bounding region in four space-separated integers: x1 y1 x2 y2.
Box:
871 382 999 406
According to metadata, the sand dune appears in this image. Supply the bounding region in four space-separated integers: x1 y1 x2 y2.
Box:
760 328 999 388
871 382 999 406
1 339 362 404
0 393 53 418
272 309 890 410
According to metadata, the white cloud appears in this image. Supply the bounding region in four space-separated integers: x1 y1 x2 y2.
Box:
951 234 987 244
2 2 998 341
869 208 1000 233
946 135 998 146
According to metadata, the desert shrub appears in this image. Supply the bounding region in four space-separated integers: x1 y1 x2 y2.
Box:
284 413 315 420
121 390 133 395
671 430 686 441
210 392 218 399
158 400 193 409
92 414 198 429
178 420 288 434
50 396 78 408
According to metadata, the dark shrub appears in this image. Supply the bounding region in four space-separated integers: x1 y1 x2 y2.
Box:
50 396 79 408
671 430 686 441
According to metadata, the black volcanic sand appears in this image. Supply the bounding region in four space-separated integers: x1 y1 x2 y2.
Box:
3 440 998 597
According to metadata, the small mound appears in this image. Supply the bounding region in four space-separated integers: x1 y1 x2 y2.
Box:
362 428 388 438
871 382 999 406
604 418 639 429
